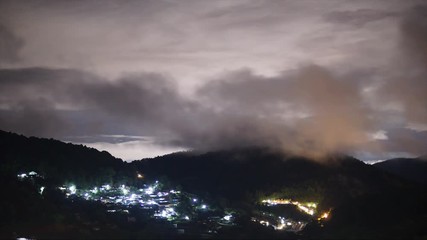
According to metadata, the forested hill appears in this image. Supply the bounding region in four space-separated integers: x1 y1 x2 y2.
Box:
374 157 427 185
132 148 409 205
0 130 129 186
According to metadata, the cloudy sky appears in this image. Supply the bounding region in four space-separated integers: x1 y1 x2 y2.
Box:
1 0 427 161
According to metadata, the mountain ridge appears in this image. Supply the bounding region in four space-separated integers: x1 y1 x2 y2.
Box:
374 157 427 185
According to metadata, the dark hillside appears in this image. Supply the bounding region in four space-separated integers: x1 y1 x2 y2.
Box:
374 157 427 185
0 130 130 186
133 148 407 206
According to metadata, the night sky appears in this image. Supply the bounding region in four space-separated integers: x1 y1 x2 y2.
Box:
1 0 427 161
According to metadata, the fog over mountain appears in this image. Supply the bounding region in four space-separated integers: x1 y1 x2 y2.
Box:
1 0 427 160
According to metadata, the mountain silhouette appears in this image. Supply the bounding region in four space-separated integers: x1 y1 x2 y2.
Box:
374 157 427 185
0 130 129 186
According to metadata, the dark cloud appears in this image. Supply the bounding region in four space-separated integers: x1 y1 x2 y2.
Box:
1 50 426 159
0 23 24 64
195 65 375 157
379 128 427 156
378 5 427 127
0 65 377 158
0 68 185 138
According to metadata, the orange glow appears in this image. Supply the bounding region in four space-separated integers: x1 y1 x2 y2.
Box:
317 211 330 221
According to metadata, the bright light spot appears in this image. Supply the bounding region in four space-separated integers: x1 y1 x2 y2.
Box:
318 211 330 221
39 186 45 195
307 202 317 208
193 198 198 202
260 220 269 227
69 185 77 194
223 215 232 221
137 173 144 179
28 171 37 176
102 184 111 190
155 207 176 219
185 216 190 220
90 187 98 194
145 186 154 195
129 194 137 201
298 205 315 215
147 200 158 205
201 204 207 209
17 173 27 179
121 185 129 195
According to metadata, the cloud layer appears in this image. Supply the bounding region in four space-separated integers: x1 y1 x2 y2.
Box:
0 1 427 160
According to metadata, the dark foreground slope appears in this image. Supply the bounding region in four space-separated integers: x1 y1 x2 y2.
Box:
374 157 427 185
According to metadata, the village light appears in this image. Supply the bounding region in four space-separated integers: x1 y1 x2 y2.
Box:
17 173 27 179
69 185 77 194
145 186 154 195
90 187 98 194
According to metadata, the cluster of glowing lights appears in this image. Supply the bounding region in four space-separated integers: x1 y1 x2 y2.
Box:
262 199 317 216
154 207 177 219
253 216 307 232
59 182 181 220
17 171 40 179
56 181 215 222
15 170 237 231
121 185 129 195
